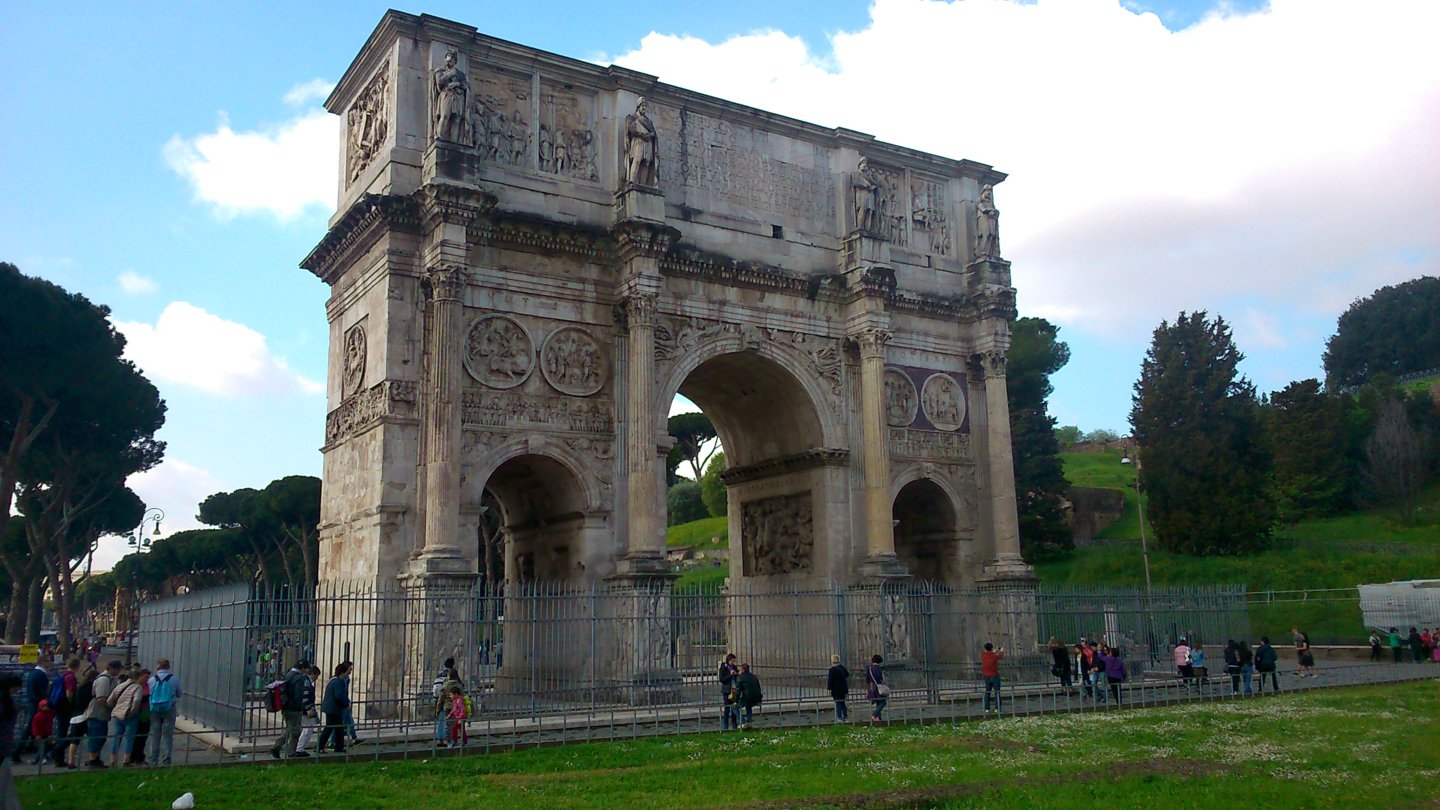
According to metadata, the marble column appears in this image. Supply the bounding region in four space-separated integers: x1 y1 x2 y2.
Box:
621 292 666 572
856 328 904 576
415 264 468 569
980 350 1029 575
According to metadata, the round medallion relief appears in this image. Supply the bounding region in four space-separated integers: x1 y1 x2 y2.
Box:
883 368 917 427
920 372 966 432
342 324 366 396
463 315 535 389
541 327 608 396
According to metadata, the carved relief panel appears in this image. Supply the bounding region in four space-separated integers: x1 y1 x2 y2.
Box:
920 373 966 431
342 323 367 396
867 161 907 245
346 62 389 186
540 327 607 396
539 83 598 182
464 315 535 389
884 368 918 427
740 492 814 576
469 67 533 168
910 175 951 256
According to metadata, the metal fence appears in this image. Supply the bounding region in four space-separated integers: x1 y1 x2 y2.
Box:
125 579 1250 747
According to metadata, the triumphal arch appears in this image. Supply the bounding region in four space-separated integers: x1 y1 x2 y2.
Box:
303 12 1034 698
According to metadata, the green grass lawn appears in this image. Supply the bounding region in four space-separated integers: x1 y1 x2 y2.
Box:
666 515 727 548
19 682 1438 809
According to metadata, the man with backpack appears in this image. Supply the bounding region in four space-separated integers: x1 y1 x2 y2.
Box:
81 660 121 769
269 660 310 759
148 659 181 766
47 658 81 767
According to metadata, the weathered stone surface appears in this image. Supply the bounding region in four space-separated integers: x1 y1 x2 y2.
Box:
304 10 1032 597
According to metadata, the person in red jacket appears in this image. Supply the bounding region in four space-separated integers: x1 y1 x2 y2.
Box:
29 700 55 765
981 643 1006 714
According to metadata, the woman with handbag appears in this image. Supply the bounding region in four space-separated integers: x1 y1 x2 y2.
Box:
1048 638 1073 694
865 654 888 723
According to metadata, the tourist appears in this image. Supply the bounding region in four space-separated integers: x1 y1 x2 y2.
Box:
735 663 762 730
1421 628 1433 661
445 684 468 747
1254 637 1279 693
1296 632 1316 677
1237 639 1254 694
28 700 55 766
718 653 740 731
148 659 180 765
1432 630 1440 664
1369 631 1383 662
340 662 364 747
1388 627 1403 663
127 667 151 766
318 662 351 754
1101 645 1126 705
63 664 97 768
268 659 309 759
1405 627 1423 663
48 657 80 768
1223 640 1242 694
296 665 320 754
981 643 1006 714
82 660 121 768
1173 638 1193 689
865 654 888 722
1086 643 1108 704
15 654 49 761
106 668 145 767
0 673 21 762
1048 638 1073 693
432 657 462 743
1190 644 1209 689
826 654 850 723
1076 641 1100 702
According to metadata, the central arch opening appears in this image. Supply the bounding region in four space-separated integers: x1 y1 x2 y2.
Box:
665 349 831 587
479 454 587 583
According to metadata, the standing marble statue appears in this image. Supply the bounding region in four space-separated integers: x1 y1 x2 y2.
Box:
851 158 880 233
974 184 1000 260
432 48 470 145
624 98 658 187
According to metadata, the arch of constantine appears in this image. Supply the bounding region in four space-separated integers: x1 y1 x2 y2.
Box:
302 11 1035 703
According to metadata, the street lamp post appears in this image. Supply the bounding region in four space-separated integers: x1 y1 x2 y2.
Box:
124 508 164 665
1121 453 1157 664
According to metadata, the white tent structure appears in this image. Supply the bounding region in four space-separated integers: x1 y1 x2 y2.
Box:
1359 580 1440 631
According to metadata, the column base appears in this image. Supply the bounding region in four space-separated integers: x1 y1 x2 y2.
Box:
405 546 475 579
978 554 1036 584
612 552 673 578
859 553 911 581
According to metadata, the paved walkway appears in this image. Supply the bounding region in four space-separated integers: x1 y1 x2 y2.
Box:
13 658 1436 776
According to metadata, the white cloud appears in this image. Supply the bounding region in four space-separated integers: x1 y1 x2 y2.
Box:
283 78 335 107
117 270 158 295
92 459 226 571
610 0 1440 338
114 301 323 397
164 104 337 220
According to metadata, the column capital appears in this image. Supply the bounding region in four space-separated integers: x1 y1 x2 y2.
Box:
850 327 892 361
425 264 468 302
617 292 659 331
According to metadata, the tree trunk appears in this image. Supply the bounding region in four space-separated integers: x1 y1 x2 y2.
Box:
24 575 44 644
4 574 28 643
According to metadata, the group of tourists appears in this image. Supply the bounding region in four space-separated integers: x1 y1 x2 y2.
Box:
269 659 364 758
718 653 764 730
1172 636 1283 694
1371 627 1440 663
0 655 178 768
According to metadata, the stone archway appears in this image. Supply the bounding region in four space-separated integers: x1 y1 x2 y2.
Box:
665 348 842 586
482 454 588 584
892 478 959 584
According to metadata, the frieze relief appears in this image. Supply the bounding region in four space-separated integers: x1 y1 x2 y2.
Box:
462 388 613 434
653 315 734 361
910 176 951 256
740 492 814 577
464 315 535 389
324 380 419 446
888 428 972 461
346 63 389 185
541 327 608 397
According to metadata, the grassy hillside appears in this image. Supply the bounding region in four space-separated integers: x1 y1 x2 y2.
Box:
666 515 727 548
1061 450 1150 539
